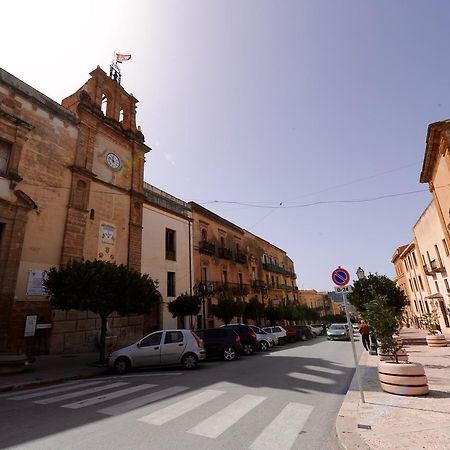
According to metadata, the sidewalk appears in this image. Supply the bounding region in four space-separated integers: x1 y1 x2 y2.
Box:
336 328 450 450
0 352 108 393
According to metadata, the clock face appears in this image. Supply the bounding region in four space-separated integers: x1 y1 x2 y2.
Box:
106 153 121 170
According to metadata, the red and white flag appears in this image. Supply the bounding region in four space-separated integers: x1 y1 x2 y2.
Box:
116 53 131 62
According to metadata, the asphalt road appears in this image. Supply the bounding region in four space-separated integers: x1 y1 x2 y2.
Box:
0 336 362 450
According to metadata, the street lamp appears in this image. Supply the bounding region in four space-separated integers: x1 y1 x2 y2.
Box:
194 282 207 329
356 267 365 281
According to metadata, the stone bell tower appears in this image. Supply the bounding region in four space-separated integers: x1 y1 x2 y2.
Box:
60 65 150 271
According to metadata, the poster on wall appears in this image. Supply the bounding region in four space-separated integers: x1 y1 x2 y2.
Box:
98 222 116 262
26 269 47 296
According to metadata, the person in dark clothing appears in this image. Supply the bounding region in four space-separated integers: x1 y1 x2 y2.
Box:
358 320 370 351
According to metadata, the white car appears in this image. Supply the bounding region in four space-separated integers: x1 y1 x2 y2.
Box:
108 329 206 373
249 326 274 351
263 326 287 344
308 324 324 337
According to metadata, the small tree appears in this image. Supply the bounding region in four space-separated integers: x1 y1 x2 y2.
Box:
211 291 241 325
43 259 161 363
265 300 279 325
419 309 440 335
348 273 407 317
243 297 265 326
168 293 201 329
365 295 404 363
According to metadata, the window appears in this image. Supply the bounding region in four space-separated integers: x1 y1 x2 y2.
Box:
201 228 207 240
140 331 163 347
101 94 108 115
443 239 449 257
418 276 424 290
435 281 440 293
164 331 183 344
220 236 225 248
435 244 443 267
222 270 228 285
0 140 11 175
202 266 208 282
445 279 450 293
167 272 176 297
413 279 418 291
165 229 176 260
119 109 124 123
412 252 417 266
238 272 243 287
252 267 256 281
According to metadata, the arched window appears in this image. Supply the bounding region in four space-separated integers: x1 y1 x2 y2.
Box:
101 95 108 115
201 229 207 241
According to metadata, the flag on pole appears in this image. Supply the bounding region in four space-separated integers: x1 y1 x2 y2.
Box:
116 53 132 63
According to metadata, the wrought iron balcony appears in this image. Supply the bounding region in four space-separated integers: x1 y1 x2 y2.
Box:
218 247 233 260
235 252 247 264
251 280 267 292
423 260 446 275
199 240 215 255
262 263 285 274
211 281 250 296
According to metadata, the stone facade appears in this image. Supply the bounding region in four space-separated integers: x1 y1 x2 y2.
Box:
0 66 152 354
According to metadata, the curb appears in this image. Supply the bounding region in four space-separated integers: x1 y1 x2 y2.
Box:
335 351 371 450
0 370 108 394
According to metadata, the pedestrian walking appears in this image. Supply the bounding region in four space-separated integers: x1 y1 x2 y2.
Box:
358 320 370 351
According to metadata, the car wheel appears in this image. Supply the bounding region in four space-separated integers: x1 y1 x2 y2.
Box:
222 346 236 361
114 357 131 374
182 353 198 370
300 334 307 341
243 343 253 355
260 340 269 351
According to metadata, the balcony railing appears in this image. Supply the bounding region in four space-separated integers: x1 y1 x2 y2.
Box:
199 240 215 255
235 252 247 264
200 280 249 296
218 247 233 260
423 260 446 275
251 280 267 292
262 263 285 274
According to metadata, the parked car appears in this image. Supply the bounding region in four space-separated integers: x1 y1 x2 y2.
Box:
262 326 287 344
352 324 360 335
284 325 300 342
195 328 242 361
293 325 314 340
221 324 258 355
309 324 325 336
326 323 350 341
108 329 206 374
249 325 274 350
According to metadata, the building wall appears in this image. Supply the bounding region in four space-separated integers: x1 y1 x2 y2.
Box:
141 200 192 330
413 201 450 330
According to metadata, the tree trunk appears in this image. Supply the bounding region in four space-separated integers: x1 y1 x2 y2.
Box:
99 316 108 363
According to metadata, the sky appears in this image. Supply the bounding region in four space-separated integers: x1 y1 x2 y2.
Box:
2 0 450 291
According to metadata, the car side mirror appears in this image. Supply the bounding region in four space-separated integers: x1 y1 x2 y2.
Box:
136 342 141 348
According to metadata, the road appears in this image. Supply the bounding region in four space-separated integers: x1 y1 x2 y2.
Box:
0 336 362 450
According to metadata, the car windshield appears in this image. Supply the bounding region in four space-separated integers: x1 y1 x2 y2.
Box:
330 324 345 330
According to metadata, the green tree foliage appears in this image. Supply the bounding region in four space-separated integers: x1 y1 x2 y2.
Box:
43 259 161 362
243 297 265 326
347 273 407 317
265 300 279 325
365 295 404 363
211 291 242 325
168 293 201 329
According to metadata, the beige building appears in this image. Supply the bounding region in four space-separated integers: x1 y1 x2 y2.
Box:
298 290 332 317
189 202 299 328
142 184 193 330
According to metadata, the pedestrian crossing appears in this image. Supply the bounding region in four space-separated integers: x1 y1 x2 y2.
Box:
3 380 315 449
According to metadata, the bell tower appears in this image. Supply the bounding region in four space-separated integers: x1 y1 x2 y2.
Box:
60 66 150 271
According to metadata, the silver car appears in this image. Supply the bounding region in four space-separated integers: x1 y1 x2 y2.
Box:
249 326 273 351
263 326 287 344
108 329 206 374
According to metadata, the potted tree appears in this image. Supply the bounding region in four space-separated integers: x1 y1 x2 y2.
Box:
366 295 428 396
420 309 447 347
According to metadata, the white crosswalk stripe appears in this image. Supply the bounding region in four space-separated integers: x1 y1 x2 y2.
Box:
98 385 189 416
34 382 129 404
187 394 266 439
249 402 314 450
138 389 225 426
7 380 105 401
62 384 157 409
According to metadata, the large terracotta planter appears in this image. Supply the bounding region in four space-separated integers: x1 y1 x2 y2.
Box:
426 334 448 347
379 348 408 362
378 361 429 396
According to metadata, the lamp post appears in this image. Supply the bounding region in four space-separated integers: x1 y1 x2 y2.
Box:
356 267 377 355
194 282 207 329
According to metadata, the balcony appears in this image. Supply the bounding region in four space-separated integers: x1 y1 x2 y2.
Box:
251 280 267 292
235 252 247 264
262 263 285 274
218 247 233 260
199 240 215 255
285 271 297 279
423 260 446 275
210 281 249 296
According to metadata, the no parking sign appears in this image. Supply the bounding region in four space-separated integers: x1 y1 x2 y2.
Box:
331 267 350 286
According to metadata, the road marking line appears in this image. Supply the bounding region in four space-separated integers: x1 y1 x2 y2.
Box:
249 402 314 450
34 382 128 404
187 394 266 439
8 380 105 401
138 389 225 426
98 386 189 416
62 384 157 409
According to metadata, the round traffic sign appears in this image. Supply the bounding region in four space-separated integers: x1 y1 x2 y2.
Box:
332 267 350 286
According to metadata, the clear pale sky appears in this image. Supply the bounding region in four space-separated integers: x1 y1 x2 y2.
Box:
3 1 449 291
